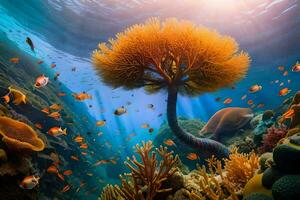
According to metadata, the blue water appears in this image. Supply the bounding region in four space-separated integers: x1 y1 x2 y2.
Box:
0 0 300 199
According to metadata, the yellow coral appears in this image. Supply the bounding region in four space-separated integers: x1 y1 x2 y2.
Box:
0 116 45 151
224 148 259 190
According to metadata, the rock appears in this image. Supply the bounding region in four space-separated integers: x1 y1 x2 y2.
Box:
272 175 300 200
262 167 287 189
273 144 300 173
259 152 273 172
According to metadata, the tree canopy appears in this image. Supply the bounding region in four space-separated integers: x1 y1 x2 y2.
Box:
92 18 250 96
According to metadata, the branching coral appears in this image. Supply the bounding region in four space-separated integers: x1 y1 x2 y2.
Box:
258 125 288 153
98 184 124 200
189 156 238 200
99 141 179 200
224 148 259 190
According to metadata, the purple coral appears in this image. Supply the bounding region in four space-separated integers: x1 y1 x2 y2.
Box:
258 125 288 153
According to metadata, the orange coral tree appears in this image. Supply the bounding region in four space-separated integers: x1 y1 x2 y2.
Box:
92 18 250 158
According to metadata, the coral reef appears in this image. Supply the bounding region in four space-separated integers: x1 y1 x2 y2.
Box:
258 125 288 153
224 148 259 190
0 116 45 152
99 141 179 200
198 107 253 142
262 110 275 122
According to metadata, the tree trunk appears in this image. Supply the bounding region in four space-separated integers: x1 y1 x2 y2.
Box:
167 85 229 158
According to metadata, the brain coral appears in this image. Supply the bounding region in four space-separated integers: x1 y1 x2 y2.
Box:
199 107 254 141
0 116 44 151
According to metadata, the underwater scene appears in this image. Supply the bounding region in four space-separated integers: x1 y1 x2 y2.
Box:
0 0 300 199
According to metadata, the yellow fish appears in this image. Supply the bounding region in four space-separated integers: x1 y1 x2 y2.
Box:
2 86 27 105
49 104 62 111
96 120 106 127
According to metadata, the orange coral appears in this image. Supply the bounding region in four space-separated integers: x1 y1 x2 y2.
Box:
224 148 259 190
0 116 45 151
92 18 250 96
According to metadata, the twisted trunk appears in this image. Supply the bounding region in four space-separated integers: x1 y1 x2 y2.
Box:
167 85 229 158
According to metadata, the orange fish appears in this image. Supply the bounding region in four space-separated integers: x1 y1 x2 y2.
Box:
37 60 43 65
19 175 40 189
141 123 150 128
34 123 43 129
249 84 262 93
41 107 50 114
74 136 84 143
47 165 58 174
71 155 79 161
9 57 20 63
187 153 199 160
223 98 232 104
241 95 247 100
72 92 92 101
57 173 65 181
257 103 265 108
164 139 176 147
247 100 254 105
63 170 73 176
149 128 154 133
278 88 291 96
48 112 61 119
49 104 62 110
278 66 284 71
48 127 67 137
96 120 106 127
80 143 88 149
61 184 71 193
292 61 300 72
34 75 49 88
283 71 288 76
51 62 56 68
81 152 87 156
57 92 66 97
282 109 295 119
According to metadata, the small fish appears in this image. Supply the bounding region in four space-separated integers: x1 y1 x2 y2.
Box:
26 37 34 52
47 165 59 174
2 87 27 105
74 136 84 143
164 139 176 147
282 109 295 119
223 98 232 104
292 61 300 72
48 112 61 119
283 71 288 76
141 123 150 128
57 92 66 97
257 103 265 108
275 80 279 83
54 72 60 81
279 82 284 87
80 143 88 149
81 152 87 156
96 120 106 127
186 153 199 160
278 88 291 96
231 85 236 90
87 173 93 177
49 104 62 111
288 80 291 83
241 95 247 100
41 107 50 114
71 67 76 72
48 127 67 137
34 75 49 88
278 66 285 71
114 106 127 116
19 175 40 189
215 97 221 102
51 62 56 68
149 128 154 133
247 100 254 105
147 104 155 109
9 57 20 63
57 173 65 181
249 84 262 93
72 92 92 101
70 155 79 161
63 170 73 176
61 184 71 193
37 60 43 65
34 123 43 129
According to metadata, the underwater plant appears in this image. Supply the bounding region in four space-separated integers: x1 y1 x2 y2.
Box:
258 125 288 154
99 141 179 200
92 18 250 158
